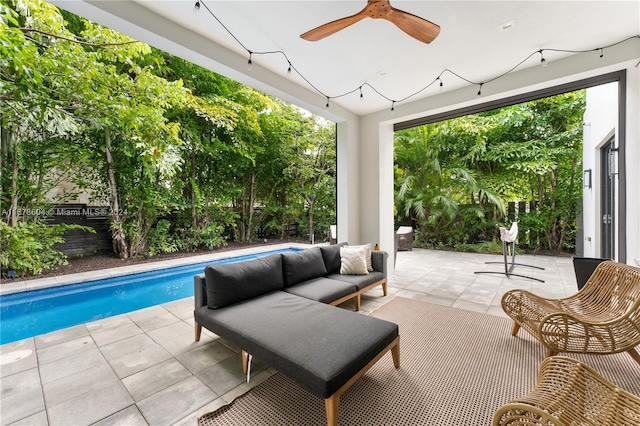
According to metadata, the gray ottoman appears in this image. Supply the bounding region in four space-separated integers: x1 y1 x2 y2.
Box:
195 291 399 426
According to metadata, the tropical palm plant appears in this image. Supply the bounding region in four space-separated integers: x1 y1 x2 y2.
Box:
395 126 504 245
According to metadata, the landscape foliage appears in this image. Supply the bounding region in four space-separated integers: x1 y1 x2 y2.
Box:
1 0 583 277
395 91 585 253
1 0 336 275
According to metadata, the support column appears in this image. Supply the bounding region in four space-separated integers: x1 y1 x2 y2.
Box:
358 117 396 272
336 120 361 245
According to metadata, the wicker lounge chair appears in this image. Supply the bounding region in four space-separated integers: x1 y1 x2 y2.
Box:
396 226 413 251
493 356 640 426
501 260 640 365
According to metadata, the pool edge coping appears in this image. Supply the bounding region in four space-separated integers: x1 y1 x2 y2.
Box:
0 242 314 296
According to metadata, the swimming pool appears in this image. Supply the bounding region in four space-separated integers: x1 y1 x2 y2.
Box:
0 248 301 345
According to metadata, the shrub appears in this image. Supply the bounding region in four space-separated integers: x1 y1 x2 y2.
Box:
174 223 227 252
453 241 504 254
0 220 95 277
146 219 178 256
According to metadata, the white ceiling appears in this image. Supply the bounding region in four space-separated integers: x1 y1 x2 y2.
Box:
57 1 640 116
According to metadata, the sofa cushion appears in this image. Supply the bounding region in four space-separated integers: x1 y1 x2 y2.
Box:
340 246 369 275
284 277 357 303
319 242 347 274
281 247 328 287
328 271 385 291
349 243 373 271
194 291 399 399
204 253 284 309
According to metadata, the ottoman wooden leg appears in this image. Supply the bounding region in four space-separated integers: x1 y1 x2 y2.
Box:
325 395 339 426
391 341 400 368
195 323 202 341
242 350 250 374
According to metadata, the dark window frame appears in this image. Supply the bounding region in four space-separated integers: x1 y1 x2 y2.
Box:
394 70 627 262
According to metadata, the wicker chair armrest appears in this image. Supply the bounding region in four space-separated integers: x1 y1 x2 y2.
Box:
539 312 624 354
493 356 640 426
493 402 568 426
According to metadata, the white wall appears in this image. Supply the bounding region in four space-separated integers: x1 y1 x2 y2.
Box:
358 119 395 257
625 65 640 267
336 120 361 245
582 83 618 259
359 44 640 270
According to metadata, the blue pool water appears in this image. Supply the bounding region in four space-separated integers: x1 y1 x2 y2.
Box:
0 248 300 345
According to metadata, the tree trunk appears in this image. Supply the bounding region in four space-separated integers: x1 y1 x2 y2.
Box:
246 171 256 242
8 132 18 227
104 129 129 259
190 150 198 228
236 198 246 242
34 154 45 224
1 127 18 225
0 127 5 222
307 196 314 244
537 175 544 204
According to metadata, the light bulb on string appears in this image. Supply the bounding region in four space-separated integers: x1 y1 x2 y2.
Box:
539 50 547 67
184 5 637 115
390 101 395 115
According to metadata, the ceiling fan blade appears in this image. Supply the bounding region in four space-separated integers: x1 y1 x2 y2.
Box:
300 7 368 41
386 7 441 44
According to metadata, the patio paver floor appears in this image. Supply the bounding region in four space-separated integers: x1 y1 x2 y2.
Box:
0 247 576 426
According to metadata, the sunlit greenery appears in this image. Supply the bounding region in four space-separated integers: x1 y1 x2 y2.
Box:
0 0 584 278
395 91 585 252
1 0 335 273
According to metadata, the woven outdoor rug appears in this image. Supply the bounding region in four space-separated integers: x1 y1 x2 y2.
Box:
198 297 640 425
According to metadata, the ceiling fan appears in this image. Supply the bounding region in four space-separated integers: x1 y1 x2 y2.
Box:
300 0 440 44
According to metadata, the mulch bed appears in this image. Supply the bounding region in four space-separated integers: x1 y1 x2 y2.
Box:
1 238 309 284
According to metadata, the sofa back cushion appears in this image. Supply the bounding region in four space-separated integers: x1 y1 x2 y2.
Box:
205 253 284 309
281 247 328 287
339 246 369 275
319 242 347 274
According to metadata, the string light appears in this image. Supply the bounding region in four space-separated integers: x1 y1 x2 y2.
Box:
193 1 640 111
391 101 395 115
193 1 200 14
539 50 547 67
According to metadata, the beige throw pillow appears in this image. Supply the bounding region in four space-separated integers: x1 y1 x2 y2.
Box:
349 243 373 272
340 246 369 275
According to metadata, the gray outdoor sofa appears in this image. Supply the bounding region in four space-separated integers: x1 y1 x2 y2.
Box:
193 244 400 426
